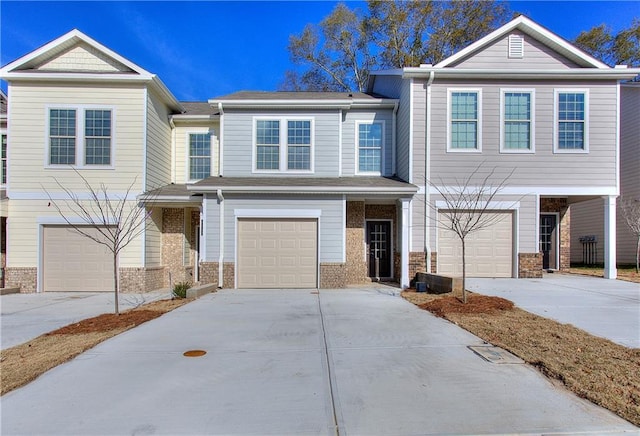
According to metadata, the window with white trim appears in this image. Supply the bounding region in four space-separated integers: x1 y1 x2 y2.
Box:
556 91 587 151
502 91 533 151
357 122 383 173
48 107 113 166
449 91 480 151
189 133 211 180
254 118 313 172
1 134 7 185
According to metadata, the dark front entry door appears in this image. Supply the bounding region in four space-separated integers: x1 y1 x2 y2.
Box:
367 221 392 279
540 214 557 270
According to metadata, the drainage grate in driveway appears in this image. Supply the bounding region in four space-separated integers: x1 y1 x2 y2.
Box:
468 345 524 364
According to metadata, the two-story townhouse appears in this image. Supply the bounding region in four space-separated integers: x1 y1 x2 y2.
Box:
183 92 417 289
0 30 202 293
1 90 7 287
369 16 639 281
570 82 640 266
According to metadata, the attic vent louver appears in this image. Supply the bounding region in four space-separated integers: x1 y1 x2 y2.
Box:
508 34 524 59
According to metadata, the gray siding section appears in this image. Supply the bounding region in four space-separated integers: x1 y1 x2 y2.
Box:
411 80 426 184
222 109 341 177
451 31 580 69
570 198 605 264
341 109 394 176
395 79 412 182
425 80 619 188
203 194 344 263
370 75 403 98
619 85 640 263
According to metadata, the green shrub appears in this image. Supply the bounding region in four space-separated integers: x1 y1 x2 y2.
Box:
172 281 192 299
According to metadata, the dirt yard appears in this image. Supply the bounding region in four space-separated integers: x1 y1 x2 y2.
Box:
0 298 188 396
402 290 640 427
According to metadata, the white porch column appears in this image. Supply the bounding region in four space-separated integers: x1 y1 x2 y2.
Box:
603 195 617 279
400 198 411 289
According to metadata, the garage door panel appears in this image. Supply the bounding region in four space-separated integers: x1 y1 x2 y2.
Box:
438 212 513 278
43 226 114 292
238 218 318 289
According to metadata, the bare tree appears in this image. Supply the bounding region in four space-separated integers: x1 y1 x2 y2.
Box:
44 170 155 314
620 197 640 273
427 164 514 303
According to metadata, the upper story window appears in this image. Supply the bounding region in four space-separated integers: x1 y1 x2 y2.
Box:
501 90 534 152
555 91 588 152
254 118 313 172
357 121 384 174
189 133 211 180
1 133 6 185
48 107 113 167
448 90 481 152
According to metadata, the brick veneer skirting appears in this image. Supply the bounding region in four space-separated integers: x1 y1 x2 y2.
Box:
320 263 346 288
5 267 37 293
198 262 234 288
346 202 368 284
518 253 543 278
119 266 166 293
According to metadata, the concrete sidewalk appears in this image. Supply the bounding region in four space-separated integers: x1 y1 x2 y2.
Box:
1 288 636 435
1 290 170 349
467 274 640 348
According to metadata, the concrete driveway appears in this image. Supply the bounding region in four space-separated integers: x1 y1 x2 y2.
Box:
467 274 640 348
1 288 636 435
1 290 170 349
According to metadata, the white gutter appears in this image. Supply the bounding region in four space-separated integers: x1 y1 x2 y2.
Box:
402 68 640 80
207 99 398 110
218 103 224 177
187 185 418 195
169 117 176 183
391 101 398 176
424 71 435 273
217 189 225 288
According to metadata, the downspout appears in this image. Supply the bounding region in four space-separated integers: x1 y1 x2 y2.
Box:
424 71 435 273
392 101 398 176
169 117 176 183
217 189 225 288
217 103 224 176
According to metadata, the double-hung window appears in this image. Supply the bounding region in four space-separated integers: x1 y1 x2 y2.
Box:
449 90 481 151
255 118 313 172
555 90 588 152
1 133 6 185
189 133 211 180
501 90 534 152
48 107 113 166
357 122 383 174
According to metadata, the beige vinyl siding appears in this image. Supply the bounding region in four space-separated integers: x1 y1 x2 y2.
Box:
8 82 146 193
145 207 162 267
145 89 172 190
222 110 340 177
451 31 580 69
341 109 393 176
39 43 129 72
426 80 619 188
6 199 143 268
173 123 220 184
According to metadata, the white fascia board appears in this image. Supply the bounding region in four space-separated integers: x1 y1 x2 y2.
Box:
234 209 322 218
207 99 353 109
171 114 220 122
402 68 640 81
149 76 184 112
0 72 153 82
188 185 418 195
0 29 154 77
435 200 520 210
434 16 609 69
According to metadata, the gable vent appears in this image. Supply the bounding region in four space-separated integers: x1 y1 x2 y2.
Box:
508 34 524 59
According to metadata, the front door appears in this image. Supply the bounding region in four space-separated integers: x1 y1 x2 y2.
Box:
367 221 392 279
540 214 558 270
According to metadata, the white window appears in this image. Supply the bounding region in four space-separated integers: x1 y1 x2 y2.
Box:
254 118 313 173
357 121 384 174
554 90 589 153
501 90 534 153
47 107 114 167
448 89 481 152
1 133 6 185
189 133 212 180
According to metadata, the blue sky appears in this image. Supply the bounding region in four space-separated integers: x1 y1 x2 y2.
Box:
1 1 638 101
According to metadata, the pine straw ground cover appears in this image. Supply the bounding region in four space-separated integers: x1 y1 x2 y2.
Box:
402 290 640 427
0 298 188 396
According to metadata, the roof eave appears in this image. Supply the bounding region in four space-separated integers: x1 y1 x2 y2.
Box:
402 68 640 81
187 185 418 195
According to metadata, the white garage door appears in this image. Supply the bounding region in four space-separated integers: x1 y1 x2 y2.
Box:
438 212 513 278
237 218 318 288
43 226 113 292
